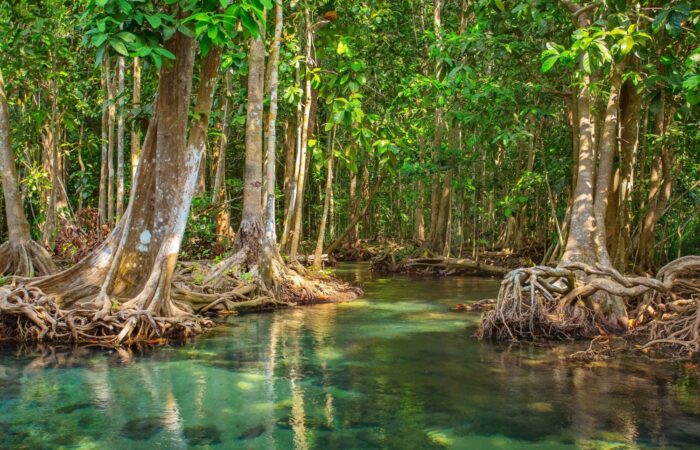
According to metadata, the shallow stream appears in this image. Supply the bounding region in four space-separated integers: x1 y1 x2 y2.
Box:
1 263 699 449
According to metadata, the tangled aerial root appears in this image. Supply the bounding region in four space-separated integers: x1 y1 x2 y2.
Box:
175 256 361 316
477 256 700 357
0 283 212 345
0 240 56 277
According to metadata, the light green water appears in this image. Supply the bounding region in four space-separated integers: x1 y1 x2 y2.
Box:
1 263 699 449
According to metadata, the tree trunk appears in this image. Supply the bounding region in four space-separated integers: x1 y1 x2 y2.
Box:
107 56 116 226
592 68 622 266
348 168 358 245
326 175 385 256
12 31 207 343
288 13 317 260
263 2 283 246
614 77 641 268
116 56 125 219
213 70 232 241
236 36 265 264
558 3 628 332
99 59 108 226
313 126 335 270
637 92 675 271
0 68 55 276
130 57 141 179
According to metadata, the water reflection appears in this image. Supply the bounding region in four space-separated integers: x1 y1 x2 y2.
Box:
0 263 698 449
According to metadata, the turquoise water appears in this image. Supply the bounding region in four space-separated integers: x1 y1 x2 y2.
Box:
1 263 699 449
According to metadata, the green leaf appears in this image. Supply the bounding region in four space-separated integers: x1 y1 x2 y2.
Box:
146 14 161 28
541 55 558 73
109 39 129 56
90 33 109 48
494 0 505 12
155 47 176 60
582 52 591 73
337 40 348 55
652 9 670 33
619 35 634 56
683 74 700 91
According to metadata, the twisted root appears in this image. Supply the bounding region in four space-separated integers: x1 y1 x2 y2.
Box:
478 256 700 357
0 283 212 345
0 240 56 277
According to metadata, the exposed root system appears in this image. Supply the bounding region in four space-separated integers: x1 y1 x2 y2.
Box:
0 240 56 277
478 256 700 357
176 254 361 316
0 283 211 344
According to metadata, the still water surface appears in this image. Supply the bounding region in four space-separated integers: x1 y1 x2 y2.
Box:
1 263 699 449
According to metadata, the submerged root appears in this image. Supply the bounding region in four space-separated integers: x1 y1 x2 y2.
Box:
0 240 56 277
0 282 212 344
478 256 700 357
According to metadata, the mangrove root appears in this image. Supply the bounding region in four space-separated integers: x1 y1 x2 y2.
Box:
477 256 700 356
0 240 56 277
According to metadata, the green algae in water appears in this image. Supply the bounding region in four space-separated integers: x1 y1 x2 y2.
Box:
0 263 699 449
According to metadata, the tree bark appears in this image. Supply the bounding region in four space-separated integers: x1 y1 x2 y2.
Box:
107 56 116 226
131 57 141 179
614 77 641 268
116 56 125 219
592 68 622 266
0 67 56 276
313 126 335 269
263 2 283 246
21 30 206 343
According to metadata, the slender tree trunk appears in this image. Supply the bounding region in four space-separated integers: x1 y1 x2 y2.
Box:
615 78 641 268
263 2 283 246
592 68 622 266
282 117 296 223
348 168 358 245
99 59 108 226
326 174 385 255
116 56 125 219
212 70 232 242
313 125 335 269
131 57 141 179
106 56 116 226
288 13 317 260
427 0 444 246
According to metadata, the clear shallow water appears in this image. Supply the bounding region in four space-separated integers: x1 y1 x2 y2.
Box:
1 263 699 449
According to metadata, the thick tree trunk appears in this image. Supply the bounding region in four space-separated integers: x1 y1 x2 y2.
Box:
0 68 55 276
236 36 266 265
5 31 207 343
558 3 628 332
